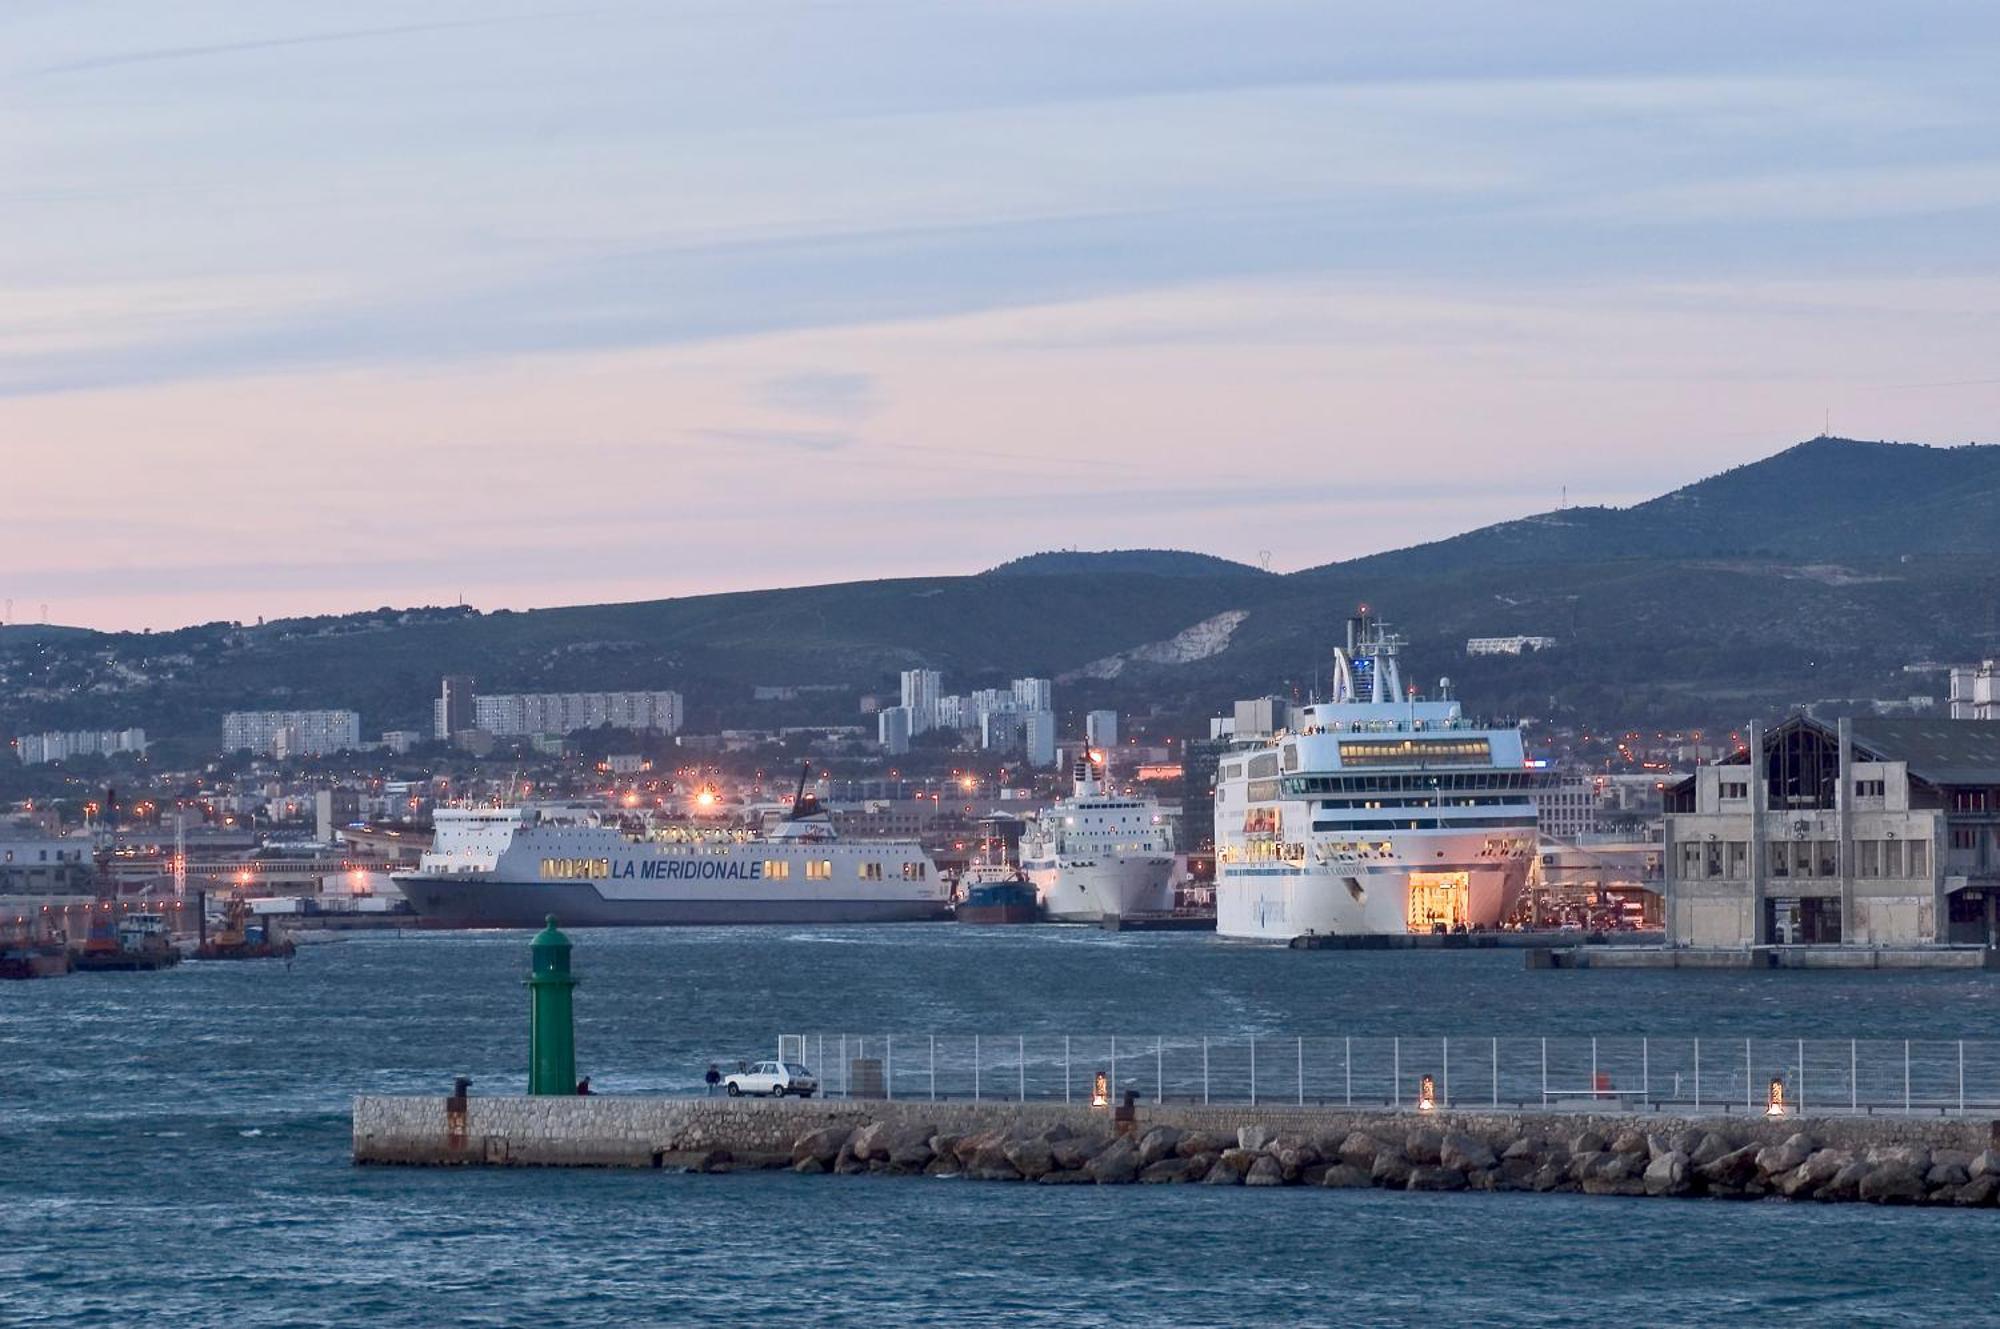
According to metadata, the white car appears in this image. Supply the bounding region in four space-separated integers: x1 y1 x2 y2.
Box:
723 1060 819 1098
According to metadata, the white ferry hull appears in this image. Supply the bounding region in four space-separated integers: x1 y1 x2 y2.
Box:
394 873 949 928
1217 853 1529 942
1026 854 1175 923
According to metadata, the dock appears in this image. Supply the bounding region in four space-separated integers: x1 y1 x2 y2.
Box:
1291 929 1662 952
1529 945 2000 970
1099 912 1215 933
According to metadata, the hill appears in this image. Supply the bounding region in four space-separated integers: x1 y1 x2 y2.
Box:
984 549 1270 578
3 438 1996 745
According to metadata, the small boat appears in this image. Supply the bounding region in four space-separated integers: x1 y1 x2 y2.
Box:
72 912 180 972
0 944 71 980
954 819 1041 924
194 897 298 961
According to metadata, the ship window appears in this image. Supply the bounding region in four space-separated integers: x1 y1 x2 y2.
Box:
764 859 790 879
902 862 927 880
806 860 832 881
859 861 884 880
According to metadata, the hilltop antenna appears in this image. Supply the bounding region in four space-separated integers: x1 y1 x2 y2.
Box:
1257 549 1273 572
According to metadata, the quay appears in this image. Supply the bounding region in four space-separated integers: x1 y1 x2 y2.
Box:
1295 929 1661 952
1099 912 1215 933
350 1093 2000 1205
1532 945 2000 970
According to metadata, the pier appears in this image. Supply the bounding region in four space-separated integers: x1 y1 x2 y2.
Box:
351 1094 2000 1204
1531 945 2000 970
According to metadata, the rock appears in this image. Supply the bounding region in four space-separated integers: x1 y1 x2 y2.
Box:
1820 1160 1870 1201
1002 1137 1056 1180
1502 1137 1540 1162
1180 1152 1219 1180
1926 1160 1971 1188
1609 1130 1648 1157
693 1148 734 1174
1572 1131 1608 1156
1858 1162 1926 1205
793 1156 828 1175
1085 1138 1141 1184
849 1122 892 1162
1245 1157 1287 1187
1136 1126 1183 1168
1973 1150 2000 1180
1139 1158 1195 1184
1216 1148 1259 1177
792 1125 851 1166
1273 1139 1322 1181
1037 1169 1095 1185
1337 1132 1383 1168
885 1125 936 1173
924 1156 959 1177
1371 1152 1413 1188
1688 1133 1732 1168
1954 1175 1999 1206
1645 1133 1674 1162
1932 1148 1973 1174
1299 1162 1332 1187
929 1133 961 1162
1671 1129 1706 1157
1320 1163 1373 1188
954 1130 1000 1167
1043 1123 1075 1144
1581 1176 1647 1197
1440 1134 1496 1172
1642 1151 1691 1197
967 1142 1022 1182
1754 1137 1811 1178
1778 1149 1847 1199
1566 1152 1604 1183
1529 1163 1567 1192
1405 1130 1444 1166
1237 1124 1275 1152
1699 1145 1763 1190
1407 1165 1467 1192
1593 1151 1644 1183
1051 1134 1106 1171
1201 1158 1245 1185
833 1142 865 1175
1176 1131 1228 1159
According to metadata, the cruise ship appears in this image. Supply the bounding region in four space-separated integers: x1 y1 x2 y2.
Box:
1020 752 1176 922
1214 611 1545 942
393 773 949 927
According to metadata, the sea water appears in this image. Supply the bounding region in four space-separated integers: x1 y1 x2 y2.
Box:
4 927 1999 1326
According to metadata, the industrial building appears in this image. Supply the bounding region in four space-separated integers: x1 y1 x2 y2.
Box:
1664 716 2000 947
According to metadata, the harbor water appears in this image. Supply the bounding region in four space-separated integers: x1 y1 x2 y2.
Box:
7 926 2000 1326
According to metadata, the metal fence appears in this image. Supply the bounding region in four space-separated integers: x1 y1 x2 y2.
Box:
772 1034 2000 1117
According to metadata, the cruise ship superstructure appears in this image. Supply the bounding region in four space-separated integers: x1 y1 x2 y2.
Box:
1214 611 1544 941
1020 752 1176 922
394 772 949 927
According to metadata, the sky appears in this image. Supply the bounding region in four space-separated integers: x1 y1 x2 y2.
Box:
4 1 1999 631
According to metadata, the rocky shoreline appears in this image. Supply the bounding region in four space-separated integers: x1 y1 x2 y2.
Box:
770 1117 2000 1206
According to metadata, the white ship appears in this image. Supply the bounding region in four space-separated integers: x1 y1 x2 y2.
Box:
1214 611 1545 942
394 772 949 927
1020 752 1176 922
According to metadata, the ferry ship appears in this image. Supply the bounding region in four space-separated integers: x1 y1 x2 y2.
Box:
1020 752 1176 922
393 772 949 927
1214 611 1545 942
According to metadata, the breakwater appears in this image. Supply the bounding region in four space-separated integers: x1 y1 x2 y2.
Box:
353 1095 2000 1204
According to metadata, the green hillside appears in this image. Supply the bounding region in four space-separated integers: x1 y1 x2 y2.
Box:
4 438 1996 744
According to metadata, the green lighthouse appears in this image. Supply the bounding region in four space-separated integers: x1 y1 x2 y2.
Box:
527 915 578 1095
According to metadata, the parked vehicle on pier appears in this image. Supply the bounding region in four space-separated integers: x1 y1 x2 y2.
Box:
723 1061 818 1098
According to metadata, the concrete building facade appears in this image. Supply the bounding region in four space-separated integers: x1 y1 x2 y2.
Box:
1665 716 2000 948
222 710 361 757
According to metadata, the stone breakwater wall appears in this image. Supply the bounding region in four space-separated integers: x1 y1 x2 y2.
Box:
353 1095 2000 1204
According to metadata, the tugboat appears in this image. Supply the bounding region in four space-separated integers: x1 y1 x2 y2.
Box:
194 897 298 961
72 911 181 972
954 816 1041 924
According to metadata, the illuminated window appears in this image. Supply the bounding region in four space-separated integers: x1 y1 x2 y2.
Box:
806 860 832 881
858 861 884 880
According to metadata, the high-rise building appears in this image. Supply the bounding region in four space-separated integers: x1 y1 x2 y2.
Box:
13 728 147 765
900 669 942 734
1023 710 1059 767
222 710 361 757
1950 660 1999 719
471 691 683 737
435 675 476 739
1085 709 1119 751
877 705 912 756
1012 677 1053 712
